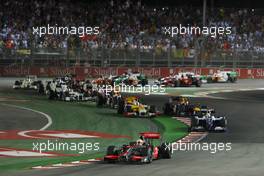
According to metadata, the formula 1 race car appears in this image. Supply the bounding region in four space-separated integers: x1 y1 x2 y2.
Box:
92 76 112 86
201 71 237 83
112 72 148 86
46 75 98 102
96 89 122 108
155 72 202 87
154 76 176 87
104 132 171 163
92 72 148 87
117 96 159 117
163 96 194 117
13 75 42 90
189 107 227 132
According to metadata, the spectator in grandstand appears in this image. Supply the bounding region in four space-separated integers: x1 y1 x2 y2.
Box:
0 0 263 56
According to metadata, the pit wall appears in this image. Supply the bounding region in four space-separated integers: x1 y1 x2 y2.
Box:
0 66 264 79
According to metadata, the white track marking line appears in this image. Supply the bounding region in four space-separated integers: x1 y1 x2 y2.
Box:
32 158 101 169
239 88 252 91
39 133 98 138
87 159 101 162
32 166 61 169
0 103 52 130
180 94 199 97
71 161 81 164
192 133 208 143
149 92 168 95
17 130 43 139
0 150 55 157
52 163 77 167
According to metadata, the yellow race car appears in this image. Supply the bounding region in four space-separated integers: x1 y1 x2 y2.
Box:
117 96 159 117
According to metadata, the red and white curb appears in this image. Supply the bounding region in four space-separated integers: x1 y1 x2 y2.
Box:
0 130 131 140
173 117 191 126
194 87 264 99
0 147 76 158
173 87 264 99
173 116 208 143
176 132 208 144
32 159 102 170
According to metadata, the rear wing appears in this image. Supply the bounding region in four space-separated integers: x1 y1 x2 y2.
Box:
139 132 160 139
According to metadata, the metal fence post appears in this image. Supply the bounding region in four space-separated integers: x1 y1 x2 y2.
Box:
168 47 171 67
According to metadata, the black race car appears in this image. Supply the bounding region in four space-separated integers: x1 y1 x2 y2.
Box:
163 96 194 117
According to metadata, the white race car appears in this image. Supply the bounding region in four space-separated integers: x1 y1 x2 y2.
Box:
46 76 97 102
190 108 227 132
13 75 40 90
202 71 237 83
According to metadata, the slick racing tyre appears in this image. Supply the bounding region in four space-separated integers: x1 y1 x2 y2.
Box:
174 80 180 87
228 76 236 83
207 77 213 83
149 105 157 113
158 142 172 159
125 105 133 113
96 94 105 106
163 103 173 115
140 79 148 86
117 99 125 114
195 80 202 87
106 145 116 155
106 145 117 163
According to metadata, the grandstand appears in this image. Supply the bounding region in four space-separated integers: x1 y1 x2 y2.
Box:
0 0 264 68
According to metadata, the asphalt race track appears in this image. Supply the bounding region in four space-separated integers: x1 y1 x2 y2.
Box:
2 79 264 176
0 104 48 130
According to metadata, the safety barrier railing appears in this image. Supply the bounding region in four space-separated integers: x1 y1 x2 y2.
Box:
0 47 264 68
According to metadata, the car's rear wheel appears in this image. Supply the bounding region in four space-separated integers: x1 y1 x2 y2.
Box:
174 80 180 87
149 105 157 116
96 94 105 106
117 99 125 114
195 80 202 87
229 77 236 83
159 142 172 159
125 105 133 113
105 145 117 163
106 145 116 155
111 97 117 108
207 77 213 83
141 79 148 86
163 103 173 115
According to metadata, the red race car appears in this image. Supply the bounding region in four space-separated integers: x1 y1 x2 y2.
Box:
104 132 171 164
155 72 202 87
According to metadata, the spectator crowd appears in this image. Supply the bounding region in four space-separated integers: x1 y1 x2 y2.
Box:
0 0 264 56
